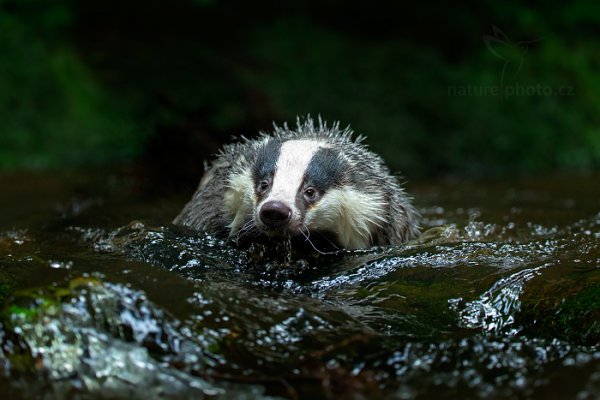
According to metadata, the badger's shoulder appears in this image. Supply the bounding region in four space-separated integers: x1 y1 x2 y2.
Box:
172 139 249 232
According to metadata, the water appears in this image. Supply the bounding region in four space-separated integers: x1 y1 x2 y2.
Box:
0 170 599 399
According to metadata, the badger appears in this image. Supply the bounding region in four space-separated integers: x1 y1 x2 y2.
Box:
173 117 419 250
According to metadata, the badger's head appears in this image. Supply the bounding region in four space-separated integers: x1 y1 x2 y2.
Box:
223 138 388 250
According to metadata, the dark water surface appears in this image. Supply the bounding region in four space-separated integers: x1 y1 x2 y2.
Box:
1 170 599 399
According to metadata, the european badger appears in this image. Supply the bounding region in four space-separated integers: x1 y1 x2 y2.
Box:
173 117 419 250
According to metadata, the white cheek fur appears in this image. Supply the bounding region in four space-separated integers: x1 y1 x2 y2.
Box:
304 187 388 249
223 167 255 236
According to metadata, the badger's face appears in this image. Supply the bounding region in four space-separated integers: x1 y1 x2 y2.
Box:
225 139 387 250
253 138 345 235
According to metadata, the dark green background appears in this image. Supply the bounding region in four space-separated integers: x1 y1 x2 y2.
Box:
1 0 599 182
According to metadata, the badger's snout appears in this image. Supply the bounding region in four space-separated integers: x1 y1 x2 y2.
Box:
259 200 292 228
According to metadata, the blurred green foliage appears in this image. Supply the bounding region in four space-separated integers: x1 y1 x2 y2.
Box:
0 0 599 176
246 16 600 176
0 1 142 168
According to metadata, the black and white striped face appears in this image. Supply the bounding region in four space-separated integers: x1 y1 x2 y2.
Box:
225 138 388 249
252 138 345 232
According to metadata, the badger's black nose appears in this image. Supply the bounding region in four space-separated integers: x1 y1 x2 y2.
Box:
260 201 292 228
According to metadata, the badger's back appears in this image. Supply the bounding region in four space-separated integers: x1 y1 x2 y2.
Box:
174 117 419 250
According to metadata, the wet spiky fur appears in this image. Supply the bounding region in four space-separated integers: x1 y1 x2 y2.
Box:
173 116 420 250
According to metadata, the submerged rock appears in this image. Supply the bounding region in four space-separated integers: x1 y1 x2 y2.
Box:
0 277 272 399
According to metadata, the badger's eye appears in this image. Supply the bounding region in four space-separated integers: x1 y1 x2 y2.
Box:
257 180 270 193
303 187 318 202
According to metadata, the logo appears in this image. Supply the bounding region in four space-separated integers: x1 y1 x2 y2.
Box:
482 25 541 88
447 26 573 98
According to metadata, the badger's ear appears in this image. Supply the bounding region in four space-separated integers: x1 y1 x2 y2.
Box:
223 168 255 236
